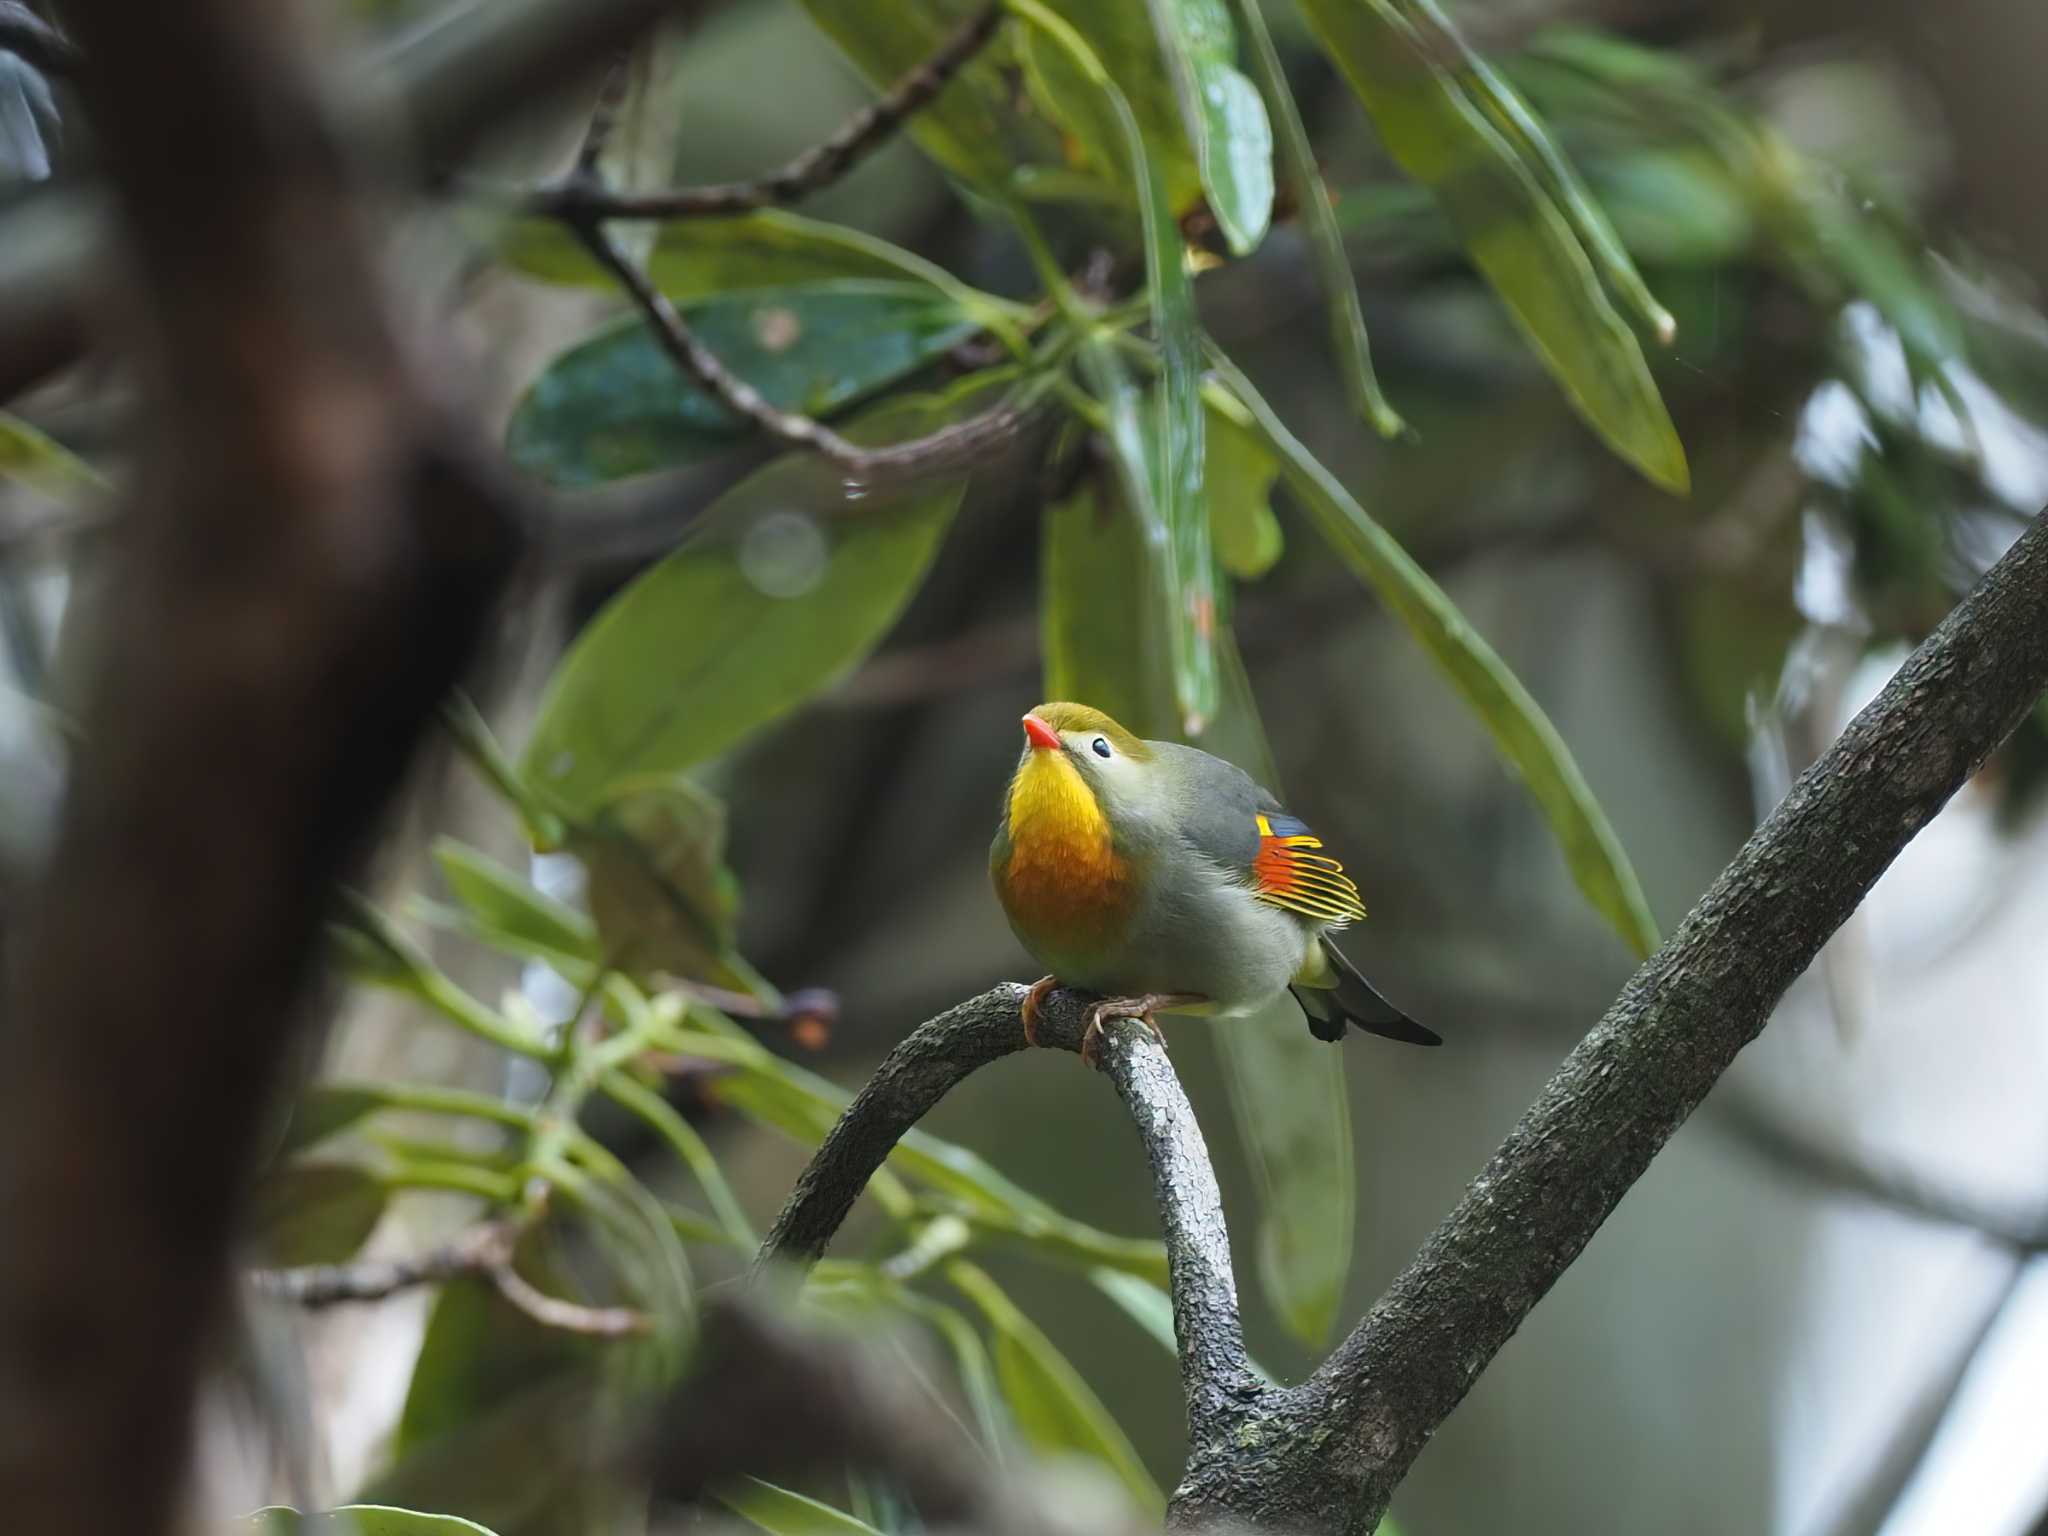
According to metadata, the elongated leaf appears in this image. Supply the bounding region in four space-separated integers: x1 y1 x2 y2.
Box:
249 1162 387 1268
248 1506 500 1536
1226 0 1405 436
509 282 979 488
1394 0 1673 342
501 209 974 302
432 839 597 967
1089 1269 1178 1355
718 1479 882 1536
277 1085 386 1158
521 388 978 813
0 411 105 502
1211 350 1659 956
1295 0 1687 491
888 1290 1011 1453
1143 0 1273 254
1020 2 1215 729
1205 394 1282 578
947 1262 1163 1516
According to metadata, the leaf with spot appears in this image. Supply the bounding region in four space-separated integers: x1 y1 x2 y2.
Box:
507 282 980 488
1142 0 1273 253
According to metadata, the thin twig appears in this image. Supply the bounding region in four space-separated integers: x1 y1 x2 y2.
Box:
556 220 1050 495
530 2 1004 222
574 50 637 178
250 1215 650 1336
250 1220 518 1306
569 218 870 466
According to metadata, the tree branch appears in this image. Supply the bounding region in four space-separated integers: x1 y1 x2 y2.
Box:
752 514 2048 1536
756 983 1263 1453
528 2 1004 222
1229 510 2048 1533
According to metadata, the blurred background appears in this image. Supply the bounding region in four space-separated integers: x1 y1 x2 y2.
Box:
3 1 2047 1534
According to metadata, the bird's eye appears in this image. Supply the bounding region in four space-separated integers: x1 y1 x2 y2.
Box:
1091 737 1112 758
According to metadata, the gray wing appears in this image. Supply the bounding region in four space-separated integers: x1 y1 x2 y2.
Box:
1153 742 1280 878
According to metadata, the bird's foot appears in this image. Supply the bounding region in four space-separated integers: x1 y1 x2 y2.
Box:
1020 975 1060 1048
1079 993 1205 1069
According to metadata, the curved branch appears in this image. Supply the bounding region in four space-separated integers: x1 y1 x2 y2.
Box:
756 983 1261 1446
1178 511 2048 1533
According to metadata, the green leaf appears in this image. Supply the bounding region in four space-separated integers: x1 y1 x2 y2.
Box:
1205 394 1283 578
1227 0 1405 436
248 1162 387 1267
1018 1 1215 729
887 1290 1010 1453
796 0 1065 192
571 775 763 996
245 1506 501 1536
0 412 106 503
718 1479 882 1536
432 839 597 967
1394 0 1674 344
501 209 974 301
1211 350 1659 957
1294 0 1687 491
507 283 980 488
521 388 978 813
1089 1269 1178 1356
1143 0 1273 254
947 1261 1163 1516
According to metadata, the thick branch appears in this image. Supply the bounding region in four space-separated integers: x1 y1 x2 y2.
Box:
757 983 1260 1449
1191 512 2048 1534
529 2 1003 221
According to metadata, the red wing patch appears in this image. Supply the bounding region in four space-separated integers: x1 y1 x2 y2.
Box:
1252 813 1367 926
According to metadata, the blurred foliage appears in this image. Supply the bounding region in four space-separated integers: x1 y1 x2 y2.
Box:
7 0 2048 1532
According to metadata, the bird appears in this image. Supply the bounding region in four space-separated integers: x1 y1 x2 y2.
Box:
989 701 1439 1065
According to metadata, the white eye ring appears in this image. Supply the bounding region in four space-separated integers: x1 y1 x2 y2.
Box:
1091 737 1112 758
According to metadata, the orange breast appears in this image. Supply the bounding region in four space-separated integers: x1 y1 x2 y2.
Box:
997 752 1134 954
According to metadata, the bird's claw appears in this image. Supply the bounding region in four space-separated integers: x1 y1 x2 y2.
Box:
1079 999 1171 1070
1020 975 1060 1048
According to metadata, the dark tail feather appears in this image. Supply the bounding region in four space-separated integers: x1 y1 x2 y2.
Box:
1290 939 1441 1047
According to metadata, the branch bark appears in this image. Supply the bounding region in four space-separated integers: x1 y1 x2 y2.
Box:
756 983 1266 1461
755 513 2048 1536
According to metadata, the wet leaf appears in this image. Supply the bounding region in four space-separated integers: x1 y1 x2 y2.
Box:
1144 0 1273 254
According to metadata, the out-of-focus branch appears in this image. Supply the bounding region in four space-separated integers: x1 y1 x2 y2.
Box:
755 982 1266 1467
0 0 707 402
529 2 1003 222
249 1218 649 1337
0 3 80 78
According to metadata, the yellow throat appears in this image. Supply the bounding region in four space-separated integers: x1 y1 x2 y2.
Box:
1000 749 1131 944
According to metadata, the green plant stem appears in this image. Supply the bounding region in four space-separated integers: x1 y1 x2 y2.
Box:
601 1068 757 1247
